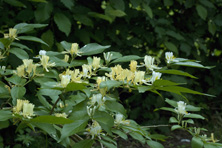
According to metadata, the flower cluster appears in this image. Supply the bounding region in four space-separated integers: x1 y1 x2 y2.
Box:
86 120 102 139
114 113 130 126
13 99 35 118
16 59 38 78
175 101 188 115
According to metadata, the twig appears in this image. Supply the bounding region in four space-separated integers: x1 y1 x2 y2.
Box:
142 124 170 128
49 97 60 115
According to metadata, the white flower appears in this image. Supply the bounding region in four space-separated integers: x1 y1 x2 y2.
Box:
60 75 71 87
40 55 56 72
54 113 68 118
39 50 46 56
175 101 188 115
165 52 178 63
144 55 160 71
90 94 105 106
115 113 130 125
103 52 113 64
23 102 35 118
149 71 162 84
82 64 92 78
87 120 102 139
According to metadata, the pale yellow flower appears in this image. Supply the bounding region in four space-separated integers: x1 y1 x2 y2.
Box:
23 102 35 118
175 101 188 115
92 57 101 70
126 70 135 83
16 65 25 77
63 55 69 62
70 43 81 56
54 113 68 118
82 64 92 78
134 71 145 85
13 99 29 114
4 28 17 40
129 60 137 72
165 52 178 63
71 69 82 83
23 59 37 75
40 55 56 72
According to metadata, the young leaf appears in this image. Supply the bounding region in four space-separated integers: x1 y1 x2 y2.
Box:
171 125 182 131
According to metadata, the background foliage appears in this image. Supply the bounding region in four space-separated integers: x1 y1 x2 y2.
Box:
0 0 222 147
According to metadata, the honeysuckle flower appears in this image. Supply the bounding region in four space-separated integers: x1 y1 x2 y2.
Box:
126 70 135 83
90 94 106 107
86 120 102 139
106 65 123 80
165 52 178 63
16 65 25 77
40 55 56 72
129 60 137 72
4 28 18 40
39 50 46 56
97 76 106 87
134 71 145 85
60 75 71 87
115 113 130 125
175 101 188 115
82 64 92 78
70 43 82 56
116 69 128 81
63 54 69 62
103 52 113 64
13 99 29 114
71 69 82 83
87 106 96 117
23 102 35 118
149 71 162 84
92 56 101 70
144 55 160 71
23 59 37 76
54 113 68 118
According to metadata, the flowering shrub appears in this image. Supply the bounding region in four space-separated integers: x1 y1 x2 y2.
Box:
0 24 221 148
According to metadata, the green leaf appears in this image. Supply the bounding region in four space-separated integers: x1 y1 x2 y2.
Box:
147 140 164 148
50 57 69 67
111 55 142 63
173 61 206 68
61 0 74 10
11 42 30 50
80 43 110 56
129 132 146 144
0 110 12 121
208 20 216 36
106 9 126 17
72 139 94 148
70 60 87 67
65 82 87 92
32 123 58 140
5 75 26 85
34 2 53 22
171 125 182 131
186 105 201 112
37 94 51 109
0 82 10 98
18 36 48 46
88 12 113 23
165 98 177 107
93 110 114 135
164 0 173 6
112 129 128 140
165 42 178 54
0 42 4 49
160 107 176 113
14 23 48 34
69 101 89 121
105 100 126 116
166 31 185 41
157 69 197 79
110 0 125 11
54 13 71 36
184 114 205 120
74 14 94 27
30 115 73 124
191 137 204 148
4 0 26 7
9 48 29 60
100 140 117 148
196 5 207 20
204 143 219 148
137 86 152 93
143 3 153 19
11 86 26 105
153 80 180 87
100 80 121 91
41 30 54 50
169 117 178 123
60 119 88 142
0 120 10 130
